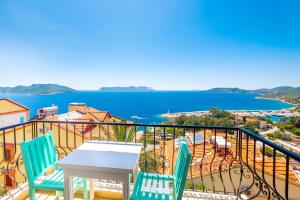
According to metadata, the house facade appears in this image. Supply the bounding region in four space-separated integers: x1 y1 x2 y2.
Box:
0 102 125 190
0 99 30 128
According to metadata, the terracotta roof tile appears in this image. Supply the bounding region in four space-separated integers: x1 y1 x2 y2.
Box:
161 131 299 185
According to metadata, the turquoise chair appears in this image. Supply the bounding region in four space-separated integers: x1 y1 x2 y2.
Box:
20 132 88 200
131 139 191 200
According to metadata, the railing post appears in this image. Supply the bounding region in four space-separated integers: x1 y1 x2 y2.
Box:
285 156 289 200
1 120 299 199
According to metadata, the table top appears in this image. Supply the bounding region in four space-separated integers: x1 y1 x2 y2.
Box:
57 141 142 173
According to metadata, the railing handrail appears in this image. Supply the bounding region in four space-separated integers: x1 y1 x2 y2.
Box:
241 127 300 162
1 120 300 162
1 119 300 199
0 121 32 131
31 120 240 130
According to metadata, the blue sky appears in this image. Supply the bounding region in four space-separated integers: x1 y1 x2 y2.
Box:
0 0 299 90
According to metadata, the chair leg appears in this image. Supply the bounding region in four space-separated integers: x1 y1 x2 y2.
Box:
56 191 62 199
83 179 88 200
29 187 35 200
89 179 95 200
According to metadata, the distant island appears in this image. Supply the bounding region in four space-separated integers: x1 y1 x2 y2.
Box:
0 84 76 95
205 87 250 93
204 86 300 106
99 86 155 91
1 84 299 106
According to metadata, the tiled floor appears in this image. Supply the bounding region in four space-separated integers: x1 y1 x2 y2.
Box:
12 183 237 200
23 190 122 200
21 190 238 200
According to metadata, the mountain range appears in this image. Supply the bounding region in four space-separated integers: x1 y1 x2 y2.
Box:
205 86 300 95
0 84 299 102
0 84 75 95
205 86 300 105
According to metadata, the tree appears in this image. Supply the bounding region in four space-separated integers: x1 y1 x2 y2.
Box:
292 128 300 137
138 132 160 145
210 107 219 117
290 116 300 128
277 116 300 137
112 123 135 142
267 131 292 141
139 151 158 173
174 115 188 125
166 108 235 127
244 122 260 134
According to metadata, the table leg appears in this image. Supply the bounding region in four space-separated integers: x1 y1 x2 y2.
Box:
123 175 130 200
64 174 73 200
89 179 95 200
133 164 139 182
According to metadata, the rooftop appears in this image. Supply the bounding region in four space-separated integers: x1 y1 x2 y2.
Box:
0 98 29 115
38 103 123 123
1 120 300 199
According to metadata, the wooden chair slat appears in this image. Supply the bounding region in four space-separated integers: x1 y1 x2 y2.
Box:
20 132 88 200
157 178 164 199
131 139 191 200
151 177 158 198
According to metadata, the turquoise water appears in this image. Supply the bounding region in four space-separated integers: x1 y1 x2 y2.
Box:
0 91 293 124
264 115 289 123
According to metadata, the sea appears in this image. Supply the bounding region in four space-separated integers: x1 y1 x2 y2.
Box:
0 91 293 124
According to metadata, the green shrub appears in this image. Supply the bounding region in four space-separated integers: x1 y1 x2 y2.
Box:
267 131 292 141
244 122 260 134
165 107 234 127
263 146 284 157
185 182 209 191
138 133 160 145
292 128 300 137
139 151 159 173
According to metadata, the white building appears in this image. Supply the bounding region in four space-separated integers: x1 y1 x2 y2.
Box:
0 99 30 128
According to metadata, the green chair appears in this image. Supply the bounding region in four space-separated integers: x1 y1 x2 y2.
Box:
20 132 88 200
131 139 191 200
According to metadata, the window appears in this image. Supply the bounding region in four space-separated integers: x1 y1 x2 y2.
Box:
20 116 25 123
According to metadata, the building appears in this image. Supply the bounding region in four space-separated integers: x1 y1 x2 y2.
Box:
0 99 30 189
0 102 125 189
0 99 30 128
1 117 300 199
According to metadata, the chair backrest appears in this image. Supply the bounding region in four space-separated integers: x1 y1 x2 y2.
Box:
173 139 191 200
20 132 57 185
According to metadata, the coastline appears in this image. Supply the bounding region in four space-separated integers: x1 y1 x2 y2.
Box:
161 109 300 120
161 95 299 119
255 95 297 110
0 92 65 96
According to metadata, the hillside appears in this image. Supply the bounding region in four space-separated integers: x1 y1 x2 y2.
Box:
99 86 154 91
205 87 251 93
205 86 300 95
205 86 300 105
254 86 299 94
0 84 76 95
259 87 300 105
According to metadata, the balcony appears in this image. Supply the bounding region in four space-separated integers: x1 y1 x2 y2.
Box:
1 120 300 199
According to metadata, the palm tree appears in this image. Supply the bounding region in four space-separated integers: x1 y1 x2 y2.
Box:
112 122 135 142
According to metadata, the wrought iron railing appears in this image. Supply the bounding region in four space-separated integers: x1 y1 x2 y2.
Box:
1 120 300 199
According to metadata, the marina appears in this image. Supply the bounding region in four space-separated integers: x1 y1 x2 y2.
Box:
161 108 300 121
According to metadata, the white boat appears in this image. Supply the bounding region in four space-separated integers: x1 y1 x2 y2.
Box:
131 115 144 120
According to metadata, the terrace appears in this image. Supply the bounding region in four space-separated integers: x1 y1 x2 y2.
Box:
1 120 300 199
